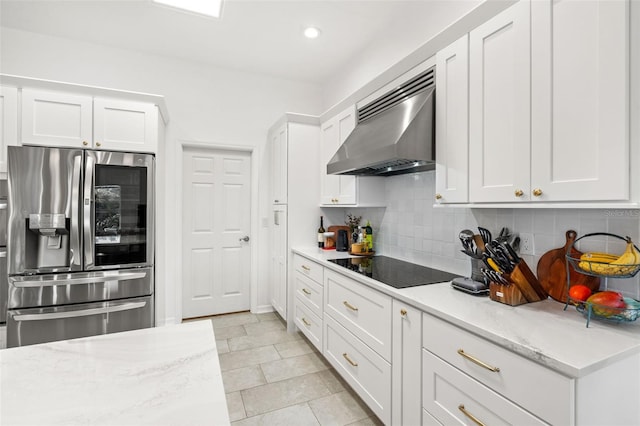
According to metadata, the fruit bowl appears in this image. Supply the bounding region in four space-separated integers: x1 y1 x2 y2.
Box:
568 296 640 327
566 232 640 278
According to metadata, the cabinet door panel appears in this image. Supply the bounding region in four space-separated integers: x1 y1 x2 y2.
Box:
93 98 158 153
0 86 18 174
320 106 356 205
435 34 469 204
21 89 92 148
270 205 287 319
531 0 629 201
469 1 530 202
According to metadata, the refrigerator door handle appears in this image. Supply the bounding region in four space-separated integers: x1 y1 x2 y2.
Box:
70 154 82 267
0 249 6 258
83 154 95 268
12 301 147 321
0 202 7 210
11 271 148 288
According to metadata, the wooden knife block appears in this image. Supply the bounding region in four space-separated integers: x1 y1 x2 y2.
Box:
489 260 547 306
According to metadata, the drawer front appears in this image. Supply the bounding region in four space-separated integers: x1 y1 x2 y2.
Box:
423 350 548 426
294 299 322 352
324 314 391 425
294 271 323 317
422 313 572 425
293 254 323 284
325 269 392 361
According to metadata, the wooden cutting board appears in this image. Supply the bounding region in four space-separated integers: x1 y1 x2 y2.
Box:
326 225 350 249
536 230 601 303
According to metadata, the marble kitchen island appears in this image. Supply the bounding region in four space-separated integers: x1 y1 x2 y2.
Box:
0 321 229 425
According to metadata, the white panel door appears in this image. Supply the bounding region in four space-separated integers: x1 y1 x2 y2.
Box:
530 0 629 201
182 147 251 318
435 34 469 204
93 98 158 153
469 1 531 203
0 86 18 175
21 89 92 148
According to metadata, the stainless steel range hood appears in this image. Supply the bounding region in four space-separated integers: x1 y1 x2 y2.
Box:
327 67 435 177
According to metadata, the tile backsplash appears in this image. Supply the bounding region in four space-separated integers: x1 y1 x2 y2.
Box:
324 171 640 299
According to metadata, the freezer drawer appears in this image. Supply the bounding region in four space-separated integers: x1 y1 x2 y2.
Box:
8 267 153 309
6 295 154 347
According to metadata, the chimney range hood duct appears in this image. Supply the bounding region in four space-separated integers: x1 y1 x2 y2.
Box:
327 67 435 177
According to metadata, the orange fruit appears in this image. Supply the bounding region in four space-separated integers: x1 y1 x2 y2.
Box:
569 285 593 302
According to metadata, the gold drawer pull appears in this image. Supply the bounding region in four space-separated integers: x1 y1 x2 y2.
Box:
343 301 358 311
301 317 311 327
301 265 311 271
457 349 500 373
302 288 311 295
514 189 524 197
400 309 407 317
533 188 543 197
458 404 486 426
343 353 358 367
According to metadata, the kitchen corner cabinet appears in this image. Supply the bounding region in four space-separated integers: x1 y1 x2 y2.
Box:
391 300 422 426
434 34 469 204
0 86 18 176
469 0 629 203
320 105 385 207
21 88 158 153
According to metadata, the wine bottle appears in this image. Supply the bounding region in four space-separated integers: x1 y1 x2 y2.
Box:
317 216 325 248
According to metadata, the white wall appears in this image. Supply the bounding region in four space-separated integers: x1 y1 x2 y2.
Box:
321 0 482 109
0 27 323 324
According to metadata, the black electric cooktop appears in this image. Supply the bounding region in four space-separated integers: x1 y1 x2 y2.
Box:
327 255 459 289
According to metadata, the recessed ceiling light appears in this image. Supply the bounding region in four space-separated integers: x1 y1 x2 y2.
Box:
152 0 223 19
304 27 321 39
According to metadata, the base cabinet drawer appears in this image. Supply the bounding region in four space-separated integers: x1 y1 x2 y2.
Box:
325 269 392 361
422 313 572 425
293 254 323 284
324 314 390 425
294 271 323 317
423 350 547 426
294 299 322 351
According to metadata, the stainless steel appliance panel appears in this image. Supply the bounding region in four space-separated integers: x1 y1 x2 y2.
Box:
84 150 154 270
6 295 154 347
7 146 84 275
7 266 153 309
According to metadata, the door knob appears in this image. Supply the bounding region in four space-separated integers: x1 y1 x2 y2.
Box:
239 236 250 242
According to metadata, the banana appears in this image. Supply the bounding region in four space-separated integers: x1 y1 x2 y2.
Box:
578 238 640 276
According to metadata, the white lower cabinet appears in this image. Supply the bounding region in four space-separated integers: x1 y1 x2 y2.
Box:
293 300 322 351
422 313 572 425
324 314 391 425
423 350 547 425
292 254 324 351
391 300 422 426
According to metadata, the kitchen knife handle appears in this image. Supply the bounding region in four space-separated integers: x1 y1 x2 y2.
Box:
457 349 500 373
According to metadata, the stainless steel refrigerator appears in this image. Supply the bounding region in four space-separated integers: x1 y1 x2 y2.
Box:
6 146 155 347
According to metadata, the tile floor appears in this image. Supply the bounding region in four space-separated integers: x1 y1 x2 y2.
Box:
187 311 383 426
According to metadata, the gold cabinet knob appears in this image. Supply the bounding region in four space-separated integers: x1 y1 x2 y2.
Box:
532 188 543 197
82 141 89 146
400 309 407 316
435 193 442 200
96 142 102 147
514 189 524 197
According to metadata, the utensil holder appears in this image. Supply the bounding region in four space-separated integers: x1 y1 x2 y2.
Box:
470 257 484 282
489 260 547 306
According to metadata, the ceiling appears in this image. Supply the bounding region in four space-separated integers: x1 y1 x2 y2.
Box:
0 0 454 86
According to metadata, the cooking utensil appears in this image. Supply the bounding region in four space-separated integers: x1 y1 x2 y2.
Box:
536 230 601 303
473 234 486 253
459 229 476 256
478 227 492 244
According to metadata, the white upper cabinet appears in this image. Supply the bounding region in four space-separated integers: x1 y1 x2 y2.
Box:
21 89 159 153
468 0 629 204
320 105 385 207
270 123 288 204
469 0 531 203
93 98 158 153
320 105 357 205
0 86 18 175
21 89 93 149
530 0 629 201
435 34 470 204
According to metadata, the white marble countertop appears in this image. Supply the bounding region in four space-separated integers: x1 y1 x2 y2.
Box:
0 321 229 425
293 247 640 378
